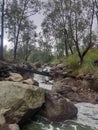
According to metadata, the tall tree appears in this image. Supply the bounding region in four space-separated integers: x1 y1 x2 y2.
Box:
0 0 5 60
42 0 75 56
71 0 95 64
6 0 41 61
42 0 96 64
18 20 37 61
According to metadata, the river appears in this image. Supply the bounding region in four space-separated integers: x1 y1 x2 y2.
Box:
22 72 98 130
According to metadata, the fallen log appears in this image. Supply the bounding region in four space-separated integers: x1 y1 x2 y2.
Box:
15 67 53 77
0 61 53 77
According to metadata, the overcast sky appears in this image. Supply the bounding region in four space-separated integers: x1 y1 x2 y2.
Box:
32 11 44 32
32 0 47 32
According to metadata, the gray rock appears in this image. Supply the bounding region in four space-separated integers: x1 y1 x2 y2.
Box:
0 81 45 124
40 91 78 121
9 124 20 130
23 78 39 86
6 73 23 82
0 123 20 130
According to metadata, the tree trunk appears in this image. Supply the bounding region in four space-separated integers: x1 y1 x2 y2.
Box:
14 44 17 61
64 29 68 56
13 26 20 61
80 1 95 65
13 0 28 61
0 0 5 60
69 44 73 54
64 37 68 56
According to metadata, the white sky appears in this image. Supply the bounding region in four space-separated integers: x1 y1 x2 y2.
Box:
32 11 44 32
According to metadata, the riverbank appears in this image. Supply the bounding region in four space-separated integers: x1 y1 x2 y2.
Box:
49 50 98 104
52 77 98 104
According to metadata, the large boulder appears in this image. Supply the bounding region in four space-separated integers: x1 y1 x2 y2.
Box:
40 91 78 121
0 81 45 125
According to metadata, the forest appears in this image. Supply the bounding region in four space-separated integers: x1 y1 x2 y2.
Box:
0 0 97 65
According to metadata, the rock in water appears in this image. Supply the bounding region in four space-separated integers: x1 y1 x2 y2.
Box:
0 81 45 124
40 91 78 121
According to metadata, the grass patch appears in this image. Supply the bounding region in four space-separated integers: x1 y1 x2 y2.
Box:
51 56 66 65
51 49 98 77
79 49 98 77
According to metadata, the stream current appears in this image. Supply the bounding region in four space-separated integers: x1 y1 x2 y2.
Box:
22 72 98 130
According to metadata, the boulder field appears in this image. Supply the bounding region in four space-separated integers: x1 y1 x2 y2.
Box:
0 80 78 129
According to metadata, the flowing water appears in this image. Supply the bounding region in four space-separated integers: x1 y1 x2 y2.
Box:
22 103 98 130
22 70 98 130
34 73 53 90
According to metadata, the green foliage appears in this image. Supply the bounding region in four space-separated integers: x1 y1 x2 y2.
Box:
42 0 97 64
3 46 13 60
28 49 53 64
66 49 98 76
51 58 61 65
79 49 98 77
51 49 98 77
51 55 67 65
5 0 41 60
66 54 79 69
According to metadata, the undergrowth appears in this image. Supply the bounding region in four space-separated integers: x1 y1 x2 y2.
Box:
51 49 98 77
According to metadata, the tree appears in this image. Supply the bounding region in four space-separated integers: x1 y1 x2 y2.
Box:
5 0 41 61
0 0 5 60
42 0 70 56
17 20 37 61
70 0 95 64
42 0 96 64
37 32 53 63
42 0 76 57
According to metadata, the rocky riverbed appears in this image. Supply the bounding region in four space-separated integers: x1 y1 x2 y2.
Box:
49 63 98 104
0 61 98 130
0 61 78 130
